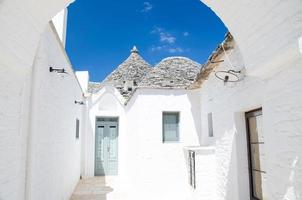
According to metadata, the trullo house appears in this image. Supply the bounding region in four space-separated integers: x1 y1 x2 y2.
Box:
81 46 204 200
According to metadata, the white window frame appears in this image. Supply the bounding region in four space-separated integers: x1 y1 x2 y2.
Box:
162 112 180 143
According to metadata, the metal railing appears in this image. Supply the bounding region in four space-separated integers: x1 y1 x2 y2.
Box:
188 150 196 189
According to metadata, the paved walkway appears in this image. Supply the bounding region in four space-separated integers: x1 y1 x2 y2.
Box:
70 177 113 200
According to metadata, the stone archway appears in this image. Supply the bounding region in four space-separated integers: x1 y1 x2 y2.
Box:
0 0 73 69
2 0 301 77
0 1 302 200
199 1 302 200
0 1 75 200
201 0 302 77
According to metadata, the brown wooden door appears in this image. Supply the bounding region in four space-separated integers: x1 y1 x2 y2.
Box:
246 109 265 200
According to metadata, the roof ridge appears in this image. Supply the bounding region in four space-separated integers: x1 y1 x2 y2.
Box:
153 56 201 68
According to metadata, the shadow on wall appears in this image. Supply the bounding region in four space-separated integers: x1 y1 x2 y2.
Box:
280 156 301 200
216 125 239 200
187 91 202 145
90 87 124 109
269 152 302 200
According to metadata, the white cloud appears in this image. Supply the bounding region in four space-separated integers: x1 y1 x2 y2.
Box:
150 27 162 34
151 45 185 54
168 47 184 53
183 32 189 37
152 27 176 44
141 2 153 13
151 46 164 52
150 27 187 54
160 33 176 44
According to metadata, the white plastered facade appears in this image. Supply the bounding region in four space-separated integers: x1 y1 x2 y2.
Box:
82 86 203 200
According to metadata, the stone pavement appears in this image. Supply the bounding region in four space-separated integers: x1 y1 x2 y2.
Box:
70 177 113 200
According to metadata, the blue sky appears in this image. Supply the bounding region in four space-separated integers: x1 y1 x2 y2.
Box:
66 0 227 82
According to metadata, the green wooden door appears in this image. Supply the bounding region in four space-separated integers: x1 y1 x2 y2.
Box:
95 119 118 176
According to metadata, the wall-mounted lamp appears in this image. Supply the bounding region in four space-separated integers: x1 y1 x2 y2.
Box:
75 100 85 105
215 70 242 83
49 66 68 74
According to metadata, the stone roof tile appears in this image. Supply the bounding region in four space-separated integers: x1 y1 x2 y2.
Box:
88 49 201 102
139 57 201 88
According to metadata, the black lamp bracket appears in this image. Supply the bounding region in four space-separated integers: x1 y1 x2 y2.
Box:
49 66 68 74
75 100 85 105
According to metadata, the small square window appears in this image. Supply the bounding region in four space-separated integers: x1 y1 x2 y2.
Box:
208 113 214 137
76 119 80 139
163 112 180 142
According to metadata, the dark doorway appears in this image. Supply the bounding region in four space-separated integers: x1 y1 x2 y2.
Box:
245 109 265 200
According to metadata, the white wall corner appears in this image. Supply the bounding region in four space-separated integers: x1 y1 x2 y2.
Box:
52 8 68 47
76 71 89 93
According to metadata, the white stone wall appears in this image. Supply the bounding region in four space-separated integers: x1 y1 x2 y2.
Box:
0 0 73 74
200 0 302 199
0 22 83 200
52 8 69 47
0 1 74 199
199 41 302 200
201 0 302 78
84 88 202 200
0 1 301 200
189 147 217 200
25 23 83 200
125 89 201 200
263 59 302 200
0 47 32 200
76 71 89 93
84 86 126 178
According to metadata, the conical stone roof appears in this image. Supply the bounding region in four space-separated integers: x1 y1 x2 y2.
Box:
88 49 201 102
139 57 201 88
103 46 152 86
101 46 152 99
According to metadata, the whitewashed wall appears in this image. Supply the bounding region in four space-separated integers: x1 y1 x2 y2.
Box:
0 0 301 199
189 146 217 200
52 8 68 47
0 22 83 200
84 88 201 200
201 0 302 79
24 23 84 200
0 44 32 200
84 86 126 178
124 89 201 200
200 1 302 199
199 40 302 200
0 1 73 199
0 1 75 199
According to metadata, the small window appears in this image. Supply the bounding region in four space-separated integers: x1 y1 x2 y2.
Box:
76 119 80 139
133 80 137 86
208 113 214 137
163 112 179 142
